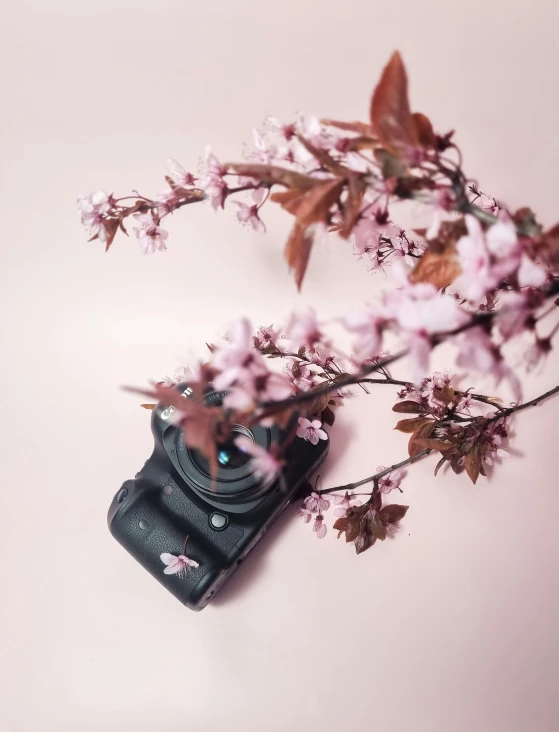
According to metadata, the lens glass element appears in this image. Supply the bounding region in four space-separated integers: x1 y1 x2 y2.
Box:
217 425 253 470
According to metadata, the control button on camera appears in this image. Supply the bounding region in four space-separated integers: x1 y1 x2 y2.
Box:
138 519 149 530
209 513 228 531
116 487 128 504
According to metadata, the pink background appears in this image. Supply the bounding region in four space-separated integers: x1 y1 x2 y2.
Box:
3 1 559 730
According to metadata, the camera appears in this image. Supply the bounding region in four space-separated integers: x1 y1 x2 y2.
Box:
108 384 329 610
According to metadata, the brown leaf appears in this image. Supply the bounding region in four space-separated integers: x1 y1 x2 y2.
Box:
296 135 350 177
433 385 455 405
321 119 377 136
394 417 432 434
104 218 120 252
408 421 436 457
293 178 345 230
370 51 418 155
354 532 373 554
412 112 436 148
392 400 428 414
369 515 387 541
413 437 454 454
225 163 319 192
285 224 313 290
410 250 461 290
345 518 363 543
140 403 157 410
271 189 307 215
371 490 383 513
321 406 336 427
340 178 366 238
305 389 332 416
434 456 447 476
379 504 409 525
333 517 348 537
464 448 481 484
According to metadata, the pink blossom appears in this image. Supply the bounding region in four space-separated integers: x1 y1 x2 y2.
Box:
377 467 407 494
212 318 266 390
297 505 313 523
235 436 282 482
353 207 399 259
426 188 455 239
77 190 112 242
156 187 178 215
344 305 384 362
497 291 530 339
166 158 195 188
133 213 169 255
283 360 316 391
303 491 330 513
160 552 199 578
524 338 551 373
253 325 279 349
333 491 362 517
313 514 327 539
453 216 496 302
202 149 229 210
233 201 266 233
285 308 321 349
266 116 296 141
517 255 547 288
296 418 328 445
250 128 275 164
305 345 335 369
160 367 189 387
456 328 522 402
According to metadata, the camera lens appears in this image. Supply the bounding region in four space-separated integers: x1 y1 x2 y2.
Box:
173 388 282 503
217 425 253 470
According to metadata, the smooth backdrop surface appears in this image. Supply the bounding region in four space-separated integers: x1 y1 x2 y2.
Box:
2 2 559 730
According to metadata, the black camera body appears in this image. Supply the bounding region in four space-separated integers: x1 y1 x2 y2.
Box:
108 384 329 610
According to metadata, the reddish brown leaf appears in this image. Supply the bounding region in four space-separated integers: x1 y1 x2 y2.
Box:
333 517 348 537
321 406 336 427
294 178 345 230
412 112 436 148
433 385 455 405
394 417 432 434
225 163 319 192
392 400 428 414
104 218 120 252
140 403 157 410
296 135 350 177
379 504 409 525
345 518 362 543
464 448 481 484
410 250 461 290
434 456 447 476
408 421 437 457
340 177 366 238
370 51 418 155
305 389 332 416
270 189 306 215
285 224 313 290
413 437 454 454
368 516 387 542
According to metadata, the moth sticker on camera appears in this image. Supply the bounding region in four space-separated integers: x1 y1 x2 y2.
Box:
108 383 329 610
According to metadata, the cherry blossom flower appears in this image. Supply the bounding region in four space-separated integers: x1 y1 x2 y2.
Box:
352 206 399 259
160 552 199 578
333 491 362 517
253 325 279 350
202 148 229 210
297 505 313 523
313 514 327 539
233 201 266 233
524 337 552 373
77 190 112 242
249 128 275 165
345 304 385 361
212 318 266 390
456 328 522 401
235 436 282 482
283 359 316 391
160 367 189 387
156 187 178 215
426 188 455 239
377 467 407 494
266 116 296 141
305 345 335 369
133 213 169 255
285 308 321 349
453 216 497 303
296 418 328 445
517 255 547 288
303 491 330 513
166 158 195 188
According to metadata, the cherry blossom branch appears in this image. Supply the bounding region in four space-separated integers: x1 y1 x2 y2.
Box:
319 449 431 495
484 384 559 423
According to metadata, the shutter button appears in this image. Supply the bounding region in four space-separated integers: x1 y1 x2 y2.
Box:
209 513 228 530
